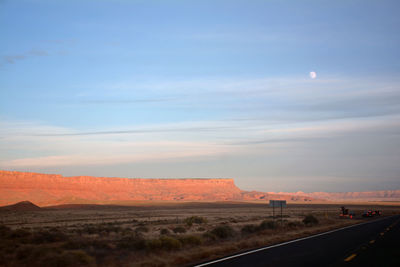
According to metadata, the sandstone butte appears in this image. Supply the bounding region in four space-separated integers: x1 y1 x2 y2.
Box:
0 170 315 206
1 170 399 206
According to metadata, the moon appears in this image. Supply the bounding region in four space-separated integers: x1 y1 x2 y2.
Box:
309 71 317 79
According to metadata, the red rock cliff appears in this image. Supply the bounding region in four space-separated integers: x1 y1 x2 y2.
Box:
0 170 243 206
2 170 398 206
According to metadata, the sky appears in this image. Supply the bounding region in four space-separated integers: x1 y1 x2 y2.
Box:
1 0 400 193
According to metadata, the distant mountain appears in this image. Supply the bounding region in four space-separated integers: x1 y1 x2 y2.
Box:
0 170 398 206
0 200 42 211
304 191 400 202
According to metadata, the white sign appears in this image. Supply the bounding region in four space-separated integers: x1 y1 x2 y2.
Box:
269 200 287 208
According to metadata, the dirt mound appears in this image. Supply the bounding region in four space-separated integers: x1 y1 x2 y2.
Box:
0 200 42 211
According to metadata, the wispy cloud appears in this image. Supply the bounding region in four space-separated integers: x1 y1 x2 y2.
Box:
3 49 48 64
1 141 228 167
28 125 237 137
79 97 179 105
74 75 400 123
1 114 399 168
41 39 76 45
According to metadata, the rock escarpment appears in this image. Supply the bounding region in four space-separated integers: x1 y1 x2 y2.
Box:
1 170 398 206
0 170 244 206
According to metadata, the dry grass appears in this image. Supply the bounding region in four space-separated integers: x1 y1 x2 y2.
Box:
0 202 399 266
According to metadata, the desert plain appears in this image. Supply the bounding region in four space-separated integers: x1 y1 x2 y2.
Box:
1 201 400 267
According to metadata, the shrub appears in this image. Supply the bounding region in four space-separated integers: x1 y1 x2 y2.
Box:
0 225 11 238
172 226 186 234
62 239 87 250
241 224 259 234
146 238 162 250
303 215 319 226
121 227 133 235
89 239 112 250
135 226 149 233
33 245 60 257
15 245 35 261
81 223 122 235
259 220 277 230
82 224 98 235
10 228 31 239
159 236 182 250
287 221 303 228
117 234 147 250
147 236 182 251
202 231 217 241
184 216 208 226
31 230 68 244
19 246 62 265
210 225 235 239
64 238 111 252
38 250 95 267
178 235 203 246
100 224 122 234
160 228 170 235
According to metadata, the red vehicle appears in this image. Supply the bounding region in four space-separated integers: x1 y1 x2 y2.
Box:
362 210 381 217
362 210 374 217
339 206 355 219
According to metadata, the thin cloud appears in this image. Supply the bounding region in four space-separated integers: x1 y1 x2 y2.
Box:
28 126 238 137
0 141 231 167
230 137 323 146
79 97 179 105
1 114 400 169
4 54 27 64
29 49 48 56
42 39 76 45
3 49 48 64
80 76 400 124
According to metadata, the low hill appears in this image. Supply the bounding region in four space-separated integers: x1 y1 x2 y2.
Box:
305 191 400 202
0 200 42 211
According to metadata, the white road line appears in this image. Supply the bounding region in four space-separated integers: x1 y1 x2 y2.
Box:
194 216 394 267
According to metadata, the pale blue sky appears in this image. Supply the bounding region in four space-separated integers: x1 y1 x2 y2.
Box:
1 0 400 192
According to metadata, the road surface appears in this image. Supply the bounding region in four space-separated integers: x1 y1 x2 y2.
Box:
195 215 400 267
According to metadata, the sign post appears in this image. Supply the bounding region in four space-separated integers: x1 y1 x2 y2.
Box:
273 203 275 219
269 200 287 225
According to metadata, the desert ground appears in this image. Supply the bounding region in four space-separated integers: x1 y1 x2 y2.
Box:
1 202 400 267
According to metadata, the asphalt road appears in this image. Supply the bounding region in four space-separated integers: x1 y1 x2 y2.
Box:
195 215 400 267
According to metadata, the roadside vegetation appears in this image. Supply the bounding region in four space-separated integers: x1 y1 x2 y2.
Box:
1 204 394 267
0 214 328 267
